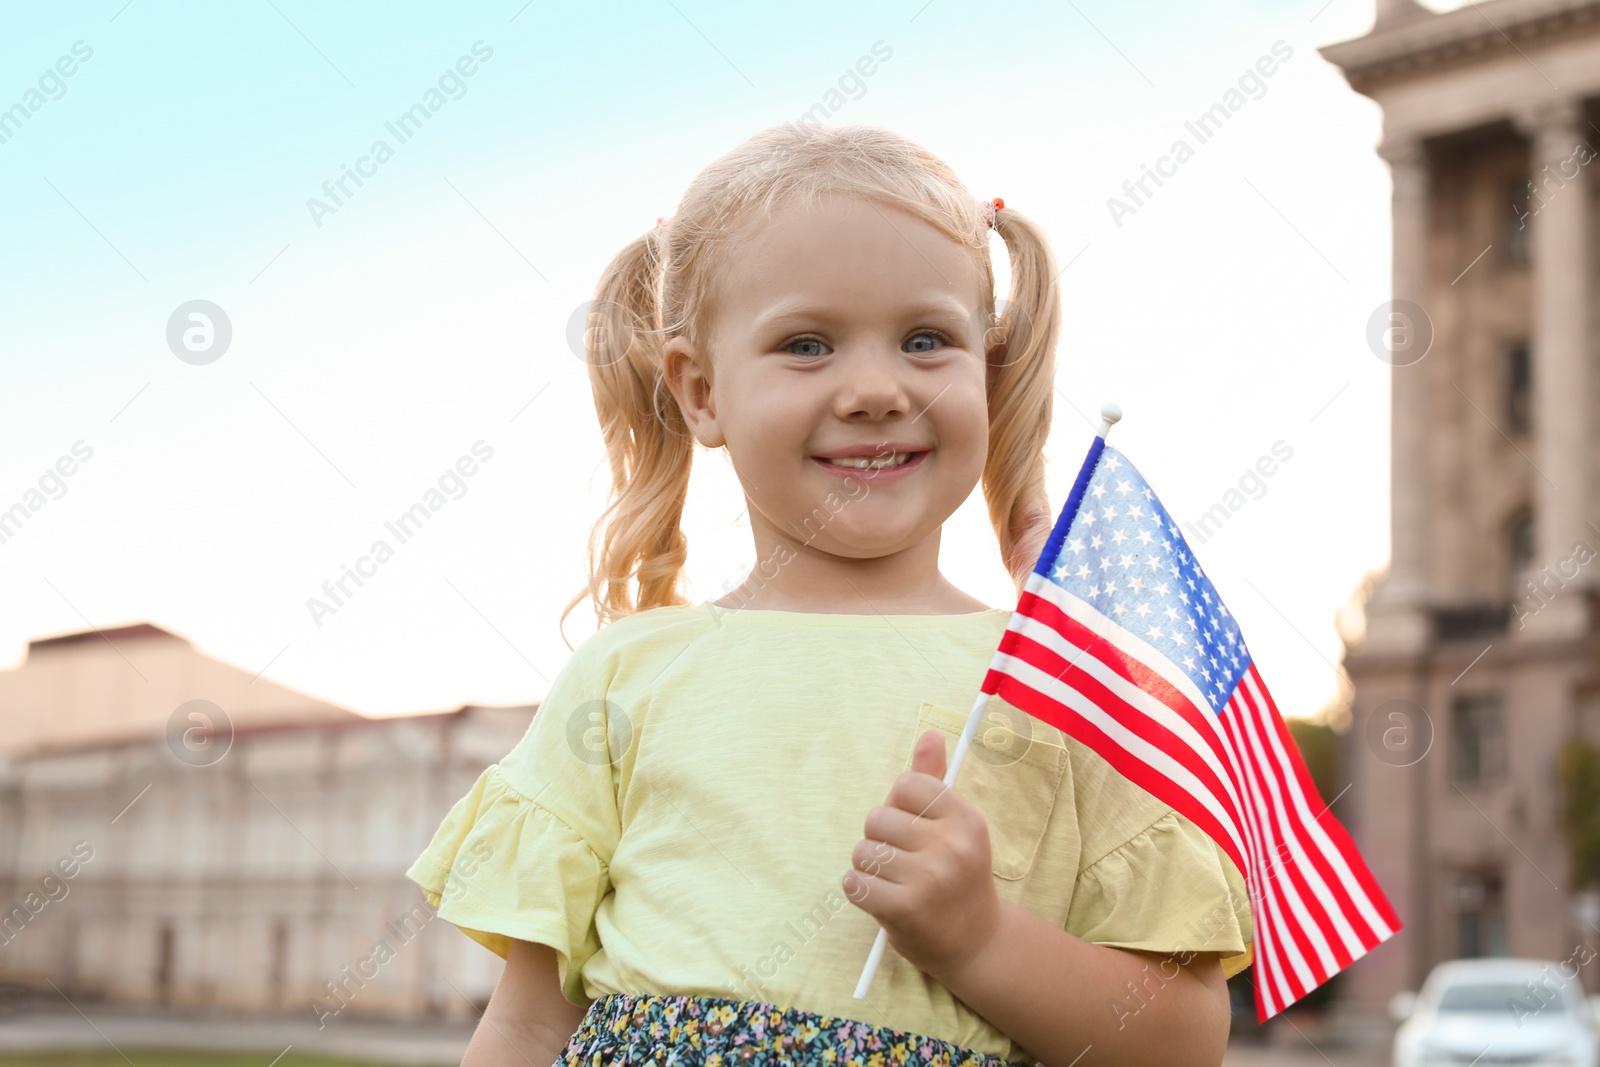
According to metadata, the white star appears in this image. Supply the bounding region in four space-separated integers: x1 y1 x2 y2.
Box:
1103 504 1119 520
1115 479 1132 495
1067 537 1084 554
1120 553 1136 568
1136 529 1153 545
1164 605 1180 621
1099 556 1116 571
1104 455 1122 470
1182 654 1196 669
1081 510 1097 526
1135 602 1152 617
1104 580 1119 595
1091 483 1107 499
1089 534 1103 550
1128 504 1144 518
1111 529 1128 545
1129 577 1145 592
1147 624 1164 639
1076 564 1091 579
1113 602 1129 615
1155 581 1170 596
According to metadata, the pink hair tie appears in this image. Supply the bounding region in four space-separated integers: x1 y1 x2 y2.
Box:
981 197 1005 229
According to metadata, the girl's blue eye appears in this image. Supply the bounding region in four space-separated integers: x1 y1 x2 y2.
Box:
784 331 950 358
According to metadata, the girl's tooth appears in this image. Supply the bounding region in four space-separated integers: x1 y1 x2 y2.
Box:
828 452 910 470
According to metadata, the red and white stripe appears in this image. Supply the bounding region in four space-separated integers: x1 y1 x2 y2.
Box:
980 572 1402 1021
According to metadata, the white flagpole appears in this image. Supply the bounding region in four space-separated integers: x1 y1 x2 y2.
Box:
851 403 1122 1000
851 685 994 1000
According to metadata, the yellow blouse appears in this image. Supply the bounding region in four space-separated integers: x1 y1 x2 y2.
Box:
406 603 1253 1063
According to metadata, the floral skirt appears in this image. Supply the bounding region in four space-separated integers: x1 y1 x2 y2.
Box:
556 992 1042 1067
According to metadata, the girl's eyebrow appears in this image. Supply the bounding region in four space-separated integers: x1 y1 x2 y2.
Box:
752 297 972 332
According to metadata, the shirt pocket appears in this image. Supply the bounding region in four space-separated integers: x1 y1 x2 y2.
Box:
910 700 1067 882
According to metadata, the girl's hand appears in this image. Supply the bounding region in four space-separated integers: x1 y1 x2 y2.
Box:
842 729 1003 982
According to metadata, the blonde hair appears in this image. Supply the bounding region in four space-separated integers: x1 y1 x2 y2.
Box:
559 122 1061 647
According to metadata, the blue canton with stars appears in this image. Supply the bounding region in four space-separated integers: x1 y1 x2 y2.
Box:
1038 444 1250 715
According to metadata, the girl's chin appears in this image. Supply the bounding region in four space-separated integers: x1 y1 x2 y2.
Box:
800 526 927 557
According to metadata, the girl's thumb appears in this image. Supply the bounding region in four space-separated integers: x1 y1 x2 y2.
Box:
912 728 947 781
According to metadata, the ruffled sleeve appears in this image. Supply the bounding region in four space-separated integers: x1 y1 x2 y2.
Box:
1065 809 1255 980
406 641 623 1007
406 764 611 1004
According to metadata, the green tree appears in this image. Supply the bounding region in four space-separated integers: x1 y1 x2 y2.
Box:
1287 717 1339 810
1556 736 1600 892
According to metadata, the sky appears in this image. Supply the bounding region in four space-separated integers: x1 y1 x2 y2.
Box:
0 0 1449 722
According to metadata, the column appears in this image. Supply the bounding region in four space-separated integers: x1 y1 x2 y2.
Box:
1512 97 1593 635
1371 136 1432 641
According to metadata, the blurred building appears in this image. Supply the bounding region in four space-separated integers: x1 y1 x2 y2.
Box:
1322 0 1600 1017
0 622 525 1022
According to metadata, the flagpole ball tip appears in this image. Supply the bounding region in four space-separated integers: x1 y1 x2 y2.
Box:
1100 403 1122 424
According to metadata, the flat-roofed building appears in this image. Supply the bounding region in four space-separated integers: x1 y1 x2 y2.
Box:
0 621 529 1022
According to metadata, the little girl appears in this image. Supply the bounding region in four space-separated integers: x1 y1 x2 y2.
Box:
407 123 1253 1067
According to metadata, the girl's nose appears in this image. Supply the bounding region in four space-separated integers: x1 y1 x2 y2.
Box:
834 348 912 420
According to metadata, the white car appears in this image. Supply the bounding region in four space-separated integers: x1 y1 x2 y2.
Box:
1390 957 1600 1067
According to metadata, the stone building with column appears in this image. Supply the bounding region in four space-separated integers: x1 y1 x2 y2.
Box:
1320 0 1600 1017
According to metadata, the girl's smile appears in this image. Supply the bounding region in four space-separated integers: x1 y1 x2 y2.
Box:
810 446 931 482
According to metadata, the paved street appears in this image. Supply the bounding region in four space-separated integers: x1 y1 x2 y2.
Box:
1226 1036 1389 1066
0 1008 477 1065
0 1007 1395 1066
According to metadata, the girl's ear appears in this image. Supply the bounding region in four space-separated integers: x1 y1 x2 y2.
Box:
984 337 1008 397
662 335 725 449
980 311 1007 393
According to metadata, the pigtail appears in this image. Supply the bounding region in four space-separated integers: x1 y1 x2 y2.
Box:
981 204 1062 596
558 226 695 647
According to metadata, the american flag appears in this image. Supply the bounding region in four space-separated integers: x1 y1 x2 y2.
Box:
981 432 1401 1021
